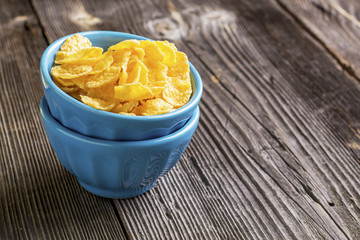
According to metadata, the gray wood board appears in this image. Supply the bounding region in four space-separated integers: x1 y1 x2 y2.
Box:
278 0 360 80
0 0 126 239
1 0 359 239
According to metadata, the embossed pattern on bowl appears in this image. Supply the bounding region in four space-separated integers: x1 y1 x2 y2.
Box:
40 96 200 199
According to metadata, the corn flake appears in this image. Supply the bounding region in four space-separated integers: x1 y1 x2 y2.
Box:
142 40 164 65
133 98 173 116
162 77 192 107
51 65 92 79
56 47 103 65
112 100 139 113
72 75 89 90
108 40 140 51
80 95 115 111
53 76 76 87
112 49 131 68
86 66 120 88
87 83 115 102
54 81 80 93
89 53 113 74
114 83 154 101
55 34 92 63
155 41 176 66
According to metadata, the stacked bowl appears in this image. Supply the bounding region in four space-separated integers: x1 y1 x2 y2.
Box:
40 31 202 199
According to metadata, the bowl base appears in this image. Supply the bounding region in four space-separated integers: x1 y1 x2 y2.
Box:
77 180 157 199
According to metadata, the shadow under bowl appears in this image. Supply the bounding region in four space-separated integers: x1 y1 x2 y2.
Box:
40 96 200 199
40 31 202 141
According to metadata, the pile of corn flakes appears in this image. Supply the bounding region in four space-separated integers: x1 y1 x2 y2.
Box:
51 34 192 116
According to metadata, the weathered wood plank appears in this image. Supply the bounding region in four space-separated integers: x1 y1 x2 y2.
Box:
180 0 360 237
277 0 360 80
28 0 360 239
0 0 127 239
179 0 360 237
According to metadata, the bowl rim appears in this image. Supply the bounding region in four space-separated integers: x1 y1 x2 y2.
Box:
40 96 200 146
40 31 203 122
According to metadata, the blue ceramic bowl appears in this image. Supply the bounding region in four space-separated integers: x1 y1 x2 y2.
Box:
40 31 202 141
40 96 200 199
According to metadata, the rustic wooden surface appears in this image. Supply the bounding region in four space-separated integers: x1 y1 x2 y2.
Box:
1 0 360 239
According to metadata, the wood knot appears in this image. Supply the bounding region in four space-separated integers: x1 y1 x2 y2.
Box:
147 1 188 40
147 17 185 40
146 5 236 40
10 15 38 31
200 9 236 26
70 4 102 29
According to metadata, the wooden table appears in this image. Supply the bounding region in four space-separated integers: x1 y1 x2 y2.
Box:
1 0 360 239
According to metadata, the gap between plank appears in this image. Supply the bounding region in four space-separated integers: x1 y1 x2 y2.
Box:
274 0 360 83
110 201 130 240
29 0 50 44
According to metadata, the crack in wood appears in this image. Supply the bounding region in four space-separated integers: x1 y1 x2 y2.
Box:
275 0 360 83
325 0 360 28
189 155 211 187
110 201 130 240
29 0 50 44
311 1 332 16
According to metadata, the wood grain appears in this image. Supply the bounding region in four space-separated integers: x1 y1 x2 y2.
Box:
0 0 126 239
33 0 360 239
2 0 360 239
277 0 360 80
